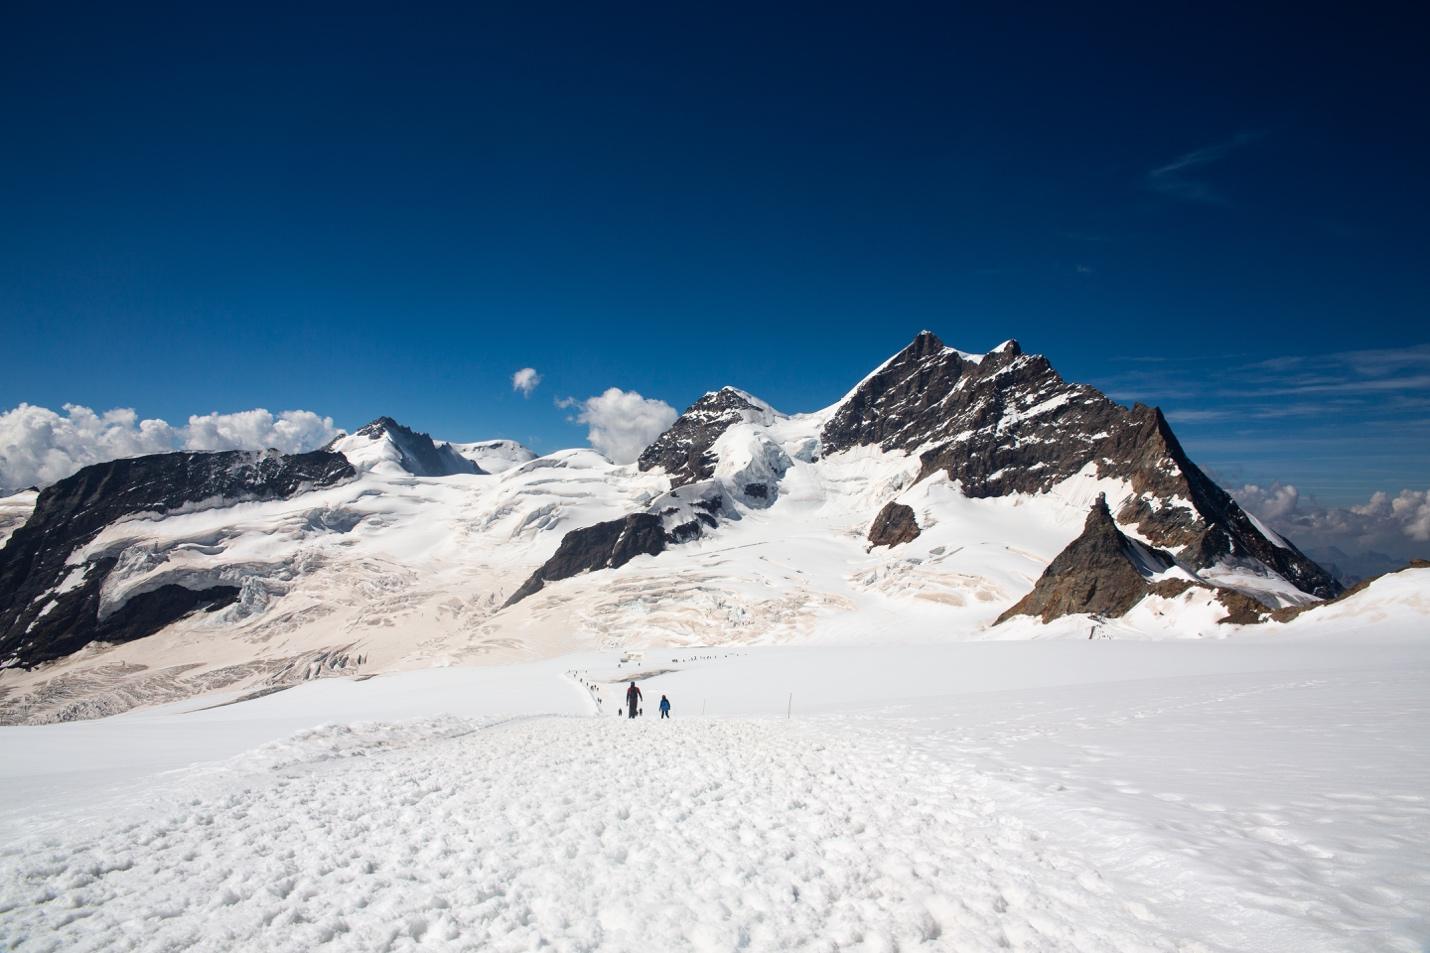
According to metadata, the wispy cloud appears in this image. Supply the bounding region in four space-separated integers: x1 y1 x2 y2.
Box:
1099 343 1430 407
1092 341 1430 511
1144 131 1266 205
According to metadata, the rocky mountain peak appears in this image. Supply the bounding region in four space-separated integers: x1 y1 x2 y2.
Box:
821 332 1339 601
637 387 778 487
821 332 982 456
355 416 403 437
332 416 480 477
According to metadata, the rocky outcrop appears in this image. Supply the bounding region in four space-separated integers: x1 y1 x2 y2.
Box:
824 331 1339 600
505 513 668 606
638 388 775 487
1216 590 1274 625
0 449 355 669
868 502 920 548
996 495 1178 624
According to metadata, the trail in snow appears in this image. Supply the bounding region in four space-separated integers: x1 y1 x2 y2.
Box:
2 716 1185 953
1 643 1426 952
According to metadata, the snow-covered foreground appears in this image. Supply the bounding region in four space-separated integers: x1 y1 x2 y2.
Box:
2 641 1427 952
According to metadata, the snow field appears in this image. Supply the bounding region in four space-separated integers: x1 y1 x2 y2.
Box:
1 642 1426 952
0 715 1184 953
891 667 1430 952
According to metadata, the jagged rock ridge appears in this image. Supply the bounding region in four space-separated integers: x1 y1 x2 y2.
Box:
823 331 1339 599
0 449 355 669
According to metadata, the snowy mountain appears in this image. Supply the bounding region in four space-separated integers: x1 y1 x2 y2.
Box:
448 439 537 474
327 417 479 476
0 488 37 550
0 331 1420 724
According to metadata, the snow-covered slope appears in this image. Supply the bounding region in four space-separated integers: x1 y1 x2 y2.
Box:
448 439 537 474
328 417 478 476
0 488 37 550
1 332 1421 724
2 640 1426 953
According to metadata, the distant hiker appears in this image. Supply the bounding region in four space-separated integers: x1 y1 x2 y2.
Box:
626 681 642 719
659 695 671 719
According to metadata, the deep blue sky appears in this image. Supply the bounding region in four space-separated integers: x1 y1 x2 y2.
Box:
2 3 1426 504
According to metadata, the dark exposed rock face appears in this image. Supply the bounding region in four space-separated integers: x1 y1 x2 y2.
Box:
996 495 1177 624
868 502 921 548
340 417 480 476
0 449 355 669
637 388 769 487
505 513 668 606
1216 590 1274 625
823 331 1339 600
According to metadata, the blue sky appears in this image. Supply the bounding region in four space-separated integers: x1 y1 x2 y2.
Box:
1 4 1426 508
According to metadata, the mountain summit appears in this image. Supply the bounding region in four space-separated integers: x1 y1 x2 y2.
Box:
328 417 480 477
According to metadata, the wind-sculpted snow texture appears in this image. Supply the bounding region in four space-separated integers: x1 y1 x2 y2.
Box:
0 450 354 668
822 331 1339 599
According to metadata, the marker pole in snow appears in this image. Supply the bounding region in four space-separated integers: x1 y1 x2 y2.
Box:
786 693 792 720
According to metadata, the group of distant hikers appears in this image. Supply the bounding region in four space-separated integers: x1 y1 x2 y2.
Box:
624 681 671 720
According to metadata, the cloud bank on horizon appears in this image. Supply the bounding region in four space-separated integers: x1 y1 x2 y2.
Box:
1232 482 1430 579
0 403 338 495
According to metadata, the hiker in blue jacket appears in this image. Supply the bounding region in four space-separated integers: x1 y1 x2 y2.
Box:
659 694 671 719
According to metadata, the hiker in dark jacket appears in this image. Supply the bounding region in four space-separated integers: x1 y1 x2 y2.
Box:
626 682 642 719
659 695 671 719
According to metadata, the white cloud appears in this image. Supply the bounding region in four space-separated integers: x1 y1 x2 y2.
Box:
560 388 676 464
0 403 339 494
511 368 542 397
1353 489 1430 542
1231 482 1430 577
